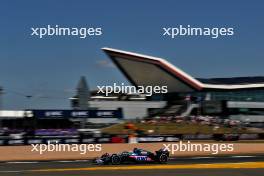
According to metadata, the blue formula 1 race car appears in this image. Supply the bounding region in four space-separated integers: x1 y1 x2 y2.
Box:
94 148 169 165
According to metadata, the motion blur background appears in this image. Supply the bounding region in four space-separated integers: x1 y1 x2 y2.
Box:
0 0 264 145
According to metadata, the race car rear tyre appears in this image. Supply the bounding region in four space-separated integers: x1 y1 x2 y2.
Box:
158 154 168 164
111 154 121 165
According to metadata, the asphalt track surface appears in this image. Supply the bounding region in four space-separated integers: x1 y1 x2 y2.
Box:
0 155 264 176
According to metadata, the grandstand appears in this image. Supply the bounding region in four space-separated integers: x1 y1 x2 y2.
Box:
97 47 264 125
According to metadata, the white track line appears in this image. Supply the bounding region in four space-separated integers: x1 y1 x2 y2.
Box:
0 171 22 173
3 156 259 164
73 160 89 162
231 156 256 158
191 157 216 159
4 160 89 164
191 155 257 159
56 160 80 163
6 161 39 164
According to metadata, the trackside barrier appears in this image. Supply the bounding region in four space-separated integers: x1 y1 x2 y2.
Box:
0 133 263 146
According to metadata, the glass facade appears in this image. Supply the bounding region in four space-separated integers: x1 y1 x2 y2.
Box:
205 90 264 102
178 89 264 102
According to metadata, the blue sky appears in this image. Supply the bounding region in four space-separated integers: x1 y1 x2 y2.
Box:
0 0 263 109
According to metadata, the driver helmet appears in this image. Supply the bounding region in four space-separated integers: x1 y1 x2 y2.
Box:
102 153 110 158
133 148 141 154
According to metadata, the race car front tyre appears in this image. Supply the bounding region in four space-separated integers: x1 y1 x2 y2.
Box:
158 154 168 164
111 154 121 165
